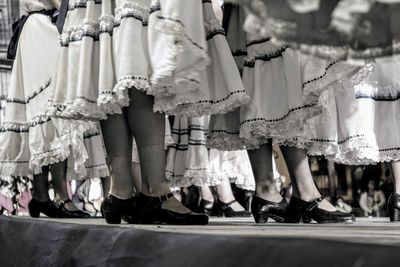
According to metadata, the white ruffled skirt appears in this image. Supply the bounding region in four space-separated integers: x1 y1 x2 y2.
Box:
207 37 350 150
166 116 255 191
50 0 248 121
305 59 400 165
0 12 109 179
207 5 359 151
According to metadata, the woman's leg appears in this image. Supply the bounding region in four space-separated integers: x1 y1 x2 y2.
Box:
100 113 135 199
391 161 400 194
199 185 214 202
131 162 142 193
126 89 190 213
101 176 111 196
280 146 336 211
32 166 51 202
50 160 79 211
247 142 282 203
216 179 245 211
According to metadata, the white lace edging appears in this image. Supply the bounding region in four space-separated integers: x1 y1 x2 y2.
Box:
112 76 151 108
206 132 246 151
154 91 250 116
47 98 106 121
329 148 400 166
60 120 104 180
239 102 323 149
114 2 150 25
97 92 123 115
166 169 255 191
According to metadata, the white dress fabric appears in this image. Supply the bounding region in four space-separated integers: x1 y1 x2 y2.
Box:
305 59 400 165
150 0 250 116
48 0 106 120
0 4 109 179
207 5 358 151
49 0 248 121
166 116 255 190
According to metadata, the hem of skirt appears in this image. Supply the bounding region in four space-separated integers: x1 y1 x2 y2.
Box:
166 170 255 191
154 91 250 116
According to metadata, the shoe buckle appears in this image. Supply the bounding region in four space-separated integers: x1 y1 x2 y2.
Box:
306 196 324 212
158 193 174 203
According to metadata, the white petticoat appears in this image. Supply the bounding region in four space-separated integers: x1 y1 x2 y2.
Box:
0 12 109 179
207 5 359 151
50 0 248 120
305 59 400 165
166 116 255 191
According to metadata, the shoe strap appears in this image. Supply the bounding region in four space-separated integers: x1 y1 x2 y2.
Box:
219 199 237 209
58 199 72 207
305 196 324 212
158 192 174 203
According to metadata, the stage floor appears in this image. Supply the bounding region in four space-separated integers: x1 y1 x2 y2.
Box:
1 216 400 266
14 216 400 245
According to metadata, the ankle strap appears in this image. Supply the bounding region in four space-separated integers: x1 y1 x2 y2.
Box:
158 193 174 203
305 196 324 212
58 199 72 207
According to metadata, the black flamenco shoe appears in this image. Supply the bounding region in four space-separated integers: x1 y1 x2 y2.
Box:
28 199 64 218
135 193 209 225
57 199 91 219
101 195 137 224
251 196 287 223
197 199 215 216
388 193 400 222
214 199 252 217
286 196 356 224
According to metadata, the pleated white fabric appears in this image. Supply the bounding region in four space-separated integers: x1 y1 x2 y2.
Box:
0 7 109 179
305 59 400 165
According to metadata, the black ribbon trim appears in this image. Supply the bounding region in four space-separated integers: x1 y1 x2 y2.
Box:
7 9 57 60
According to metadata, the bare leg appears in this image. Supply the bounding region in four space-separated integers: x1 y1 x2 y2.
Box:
280 146 336 211
126 89 190 213
32 167 50 202
131 162 142 193
391 161 400 194
101 176 111 196
100 113 135 199
51 160 79 211
247 142 282 202
199 185 214 202
216 179 245 211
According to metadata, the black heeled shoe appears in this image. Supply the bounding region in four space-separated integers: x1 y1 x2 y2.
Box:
57 199 91 218
28 199 64 218
101 195 137 224
197 199 215 216
251 196 287 223
388 193 400 222
286 196 356 224
135 193 209 225
214 199 252 217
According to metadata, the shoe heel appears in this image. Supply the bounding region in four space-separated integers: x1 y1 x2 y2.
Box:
102 207 122 224
254 212 269 223
28 202 40 218
389 208 400 222
29 209 40 218
301 215 312 223
286 211 301 223
215 208 224 217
